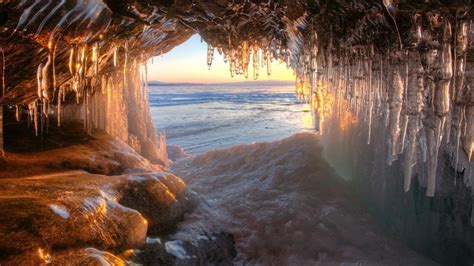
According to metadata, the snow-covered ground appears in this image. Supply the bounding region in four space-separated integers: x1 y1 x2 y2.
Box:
171 133 435 265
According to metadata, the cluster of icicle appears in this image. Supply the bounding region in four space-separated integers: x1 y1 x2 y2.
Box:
289 14 474 224
206 36 295 80
10 0 111 136
211 14 473 208
204 30 326 132
28 41 122 137
9 0 167 163
297 15 474 202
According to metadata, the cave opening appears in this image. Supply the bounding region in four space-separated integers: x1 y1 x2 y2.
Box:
147 34 319 154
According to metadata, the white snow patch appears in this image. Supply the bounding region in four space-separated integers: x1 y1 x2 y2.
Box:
49 204 70 219
146 237 162 245
165 240 188 259
85 247 123 266
128 175 148 182
196 234 208 241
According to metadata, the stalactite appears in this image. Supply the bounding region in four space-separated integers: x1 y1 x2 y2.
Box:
207 43 214 70
0 47 5 96
0 101 3 157
69 45 75 76
404 51 424 192
387 64 404 165
113 45 118 68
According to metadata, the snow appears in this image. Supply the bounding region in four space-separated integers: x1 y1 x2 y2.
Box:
128 175 148 183
146 237 162 245
85 247 125 266
171 132 434 265
165 240 188 259
48 204 70 219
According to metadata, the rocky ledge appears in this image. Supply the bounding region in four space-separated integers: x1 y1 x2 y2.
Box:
0 134 236 265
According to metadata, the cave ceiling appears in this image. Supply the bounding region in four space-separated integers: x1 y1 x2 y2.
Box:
0 0 472 104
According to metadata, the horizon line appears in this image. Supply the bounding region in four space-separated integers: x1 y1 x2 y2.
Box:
148 80 295 85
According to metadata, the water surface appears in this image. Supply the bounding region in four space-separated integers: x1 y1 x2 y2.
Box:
150 85 314 153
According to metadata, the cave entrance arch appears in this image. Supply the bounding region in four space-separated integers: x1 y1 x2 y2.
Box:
146 34 316 154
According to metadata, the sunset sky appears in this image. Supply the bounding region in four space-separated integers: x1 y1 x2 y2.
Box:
147 34 296 83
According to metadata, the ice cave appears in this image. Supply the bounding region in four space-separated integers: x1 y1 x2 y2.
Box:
0 0 473 265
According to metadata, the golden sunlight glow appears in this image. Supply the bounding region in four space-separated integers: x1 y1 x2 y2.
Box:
38 248 51 264
97 197 107 216
148 55 294 83
301 104 315 129
121 249 136 259
299 78 357 133
147 35 295 83
164 189 177 201
338 101 358 131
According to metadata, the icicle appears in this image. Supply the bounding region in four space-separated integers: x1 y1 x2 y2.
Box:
267 50 272 76
69 45 75 76
404 52 424 192
123 42 129 87
434 21 452 118
144 60 149 94
426 116 444 197
113 45 118 68
399 53 410 153
367 47 374 144
57 87 62 127
51 40 57 94
92 43 99 77
0 48 5 96
41 53 52 101
84 85 89 132
315 84 324 133
207 43 214 70
80 45 86 76
387 66 404 165
0 100 2 156
253 43 259 80
382 0 403 50
33 101 38 136
15 105 20 122
37 63 43 98
453 20 470 171
463 107 474 161
404 118 419 191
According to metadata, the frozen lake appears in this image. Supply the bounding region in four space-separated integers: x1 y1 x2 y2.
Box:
150 85 315 153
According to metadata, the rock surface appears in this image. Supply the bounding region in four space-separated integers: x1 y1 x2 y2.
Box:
0 134 208 264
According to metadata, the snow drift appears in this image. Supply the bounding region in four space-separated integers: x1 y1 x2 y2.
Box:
171 132 435 265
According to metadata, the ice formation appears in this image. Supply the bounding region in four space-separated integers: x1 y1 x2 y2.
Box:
165 240 189 259
3 2 167 163
0 0 473 226
202 11 474 203
48 204 70 219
